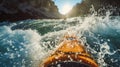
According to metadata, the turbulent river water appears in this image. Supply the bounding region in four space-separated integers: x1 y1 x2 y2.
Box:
0 15 120 67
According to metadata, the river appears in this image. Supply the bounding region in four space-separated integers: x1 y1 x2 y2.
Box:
0 15 120 67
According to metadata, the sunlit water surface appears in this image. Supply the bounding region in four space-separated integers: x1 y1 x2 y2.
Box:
0 15 120 67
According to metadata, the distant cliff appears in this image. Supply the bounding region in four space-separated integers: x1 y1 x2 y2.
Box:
67 0 120 17
0 0 62 21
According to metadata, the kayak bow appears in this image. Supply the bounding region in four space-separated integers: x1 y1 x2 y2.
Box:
41 34 98 67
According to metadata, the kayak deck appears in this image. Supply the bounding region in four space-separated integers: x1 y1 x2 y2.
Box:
41 35 98 67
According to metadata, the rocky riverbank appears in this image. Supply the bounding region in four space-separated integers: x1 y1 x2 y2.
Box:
67 0 120 17
0 0 62 21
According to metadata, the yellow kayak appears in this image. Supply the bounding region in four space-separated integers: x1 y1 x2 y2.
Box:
41 34 98 67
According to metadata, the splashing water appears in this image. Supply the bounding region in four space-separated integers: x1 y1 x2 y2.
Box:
0 15 120 67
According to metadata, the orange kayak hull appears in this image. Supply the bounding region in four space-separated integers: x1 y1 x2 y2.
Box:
41 35 98 67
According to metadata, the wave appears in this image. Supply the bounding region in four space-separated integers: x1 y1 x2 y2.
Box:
0 15 120 67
